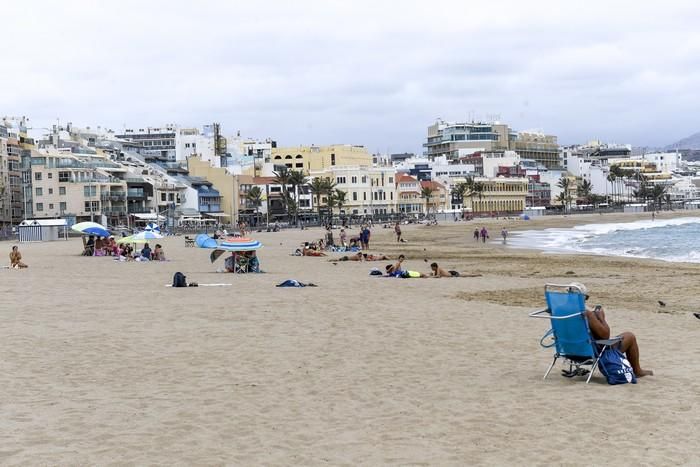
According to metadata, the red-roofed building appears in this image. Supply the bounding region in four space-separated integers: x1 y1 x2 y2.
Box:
396 173 423 214
420 180 448 214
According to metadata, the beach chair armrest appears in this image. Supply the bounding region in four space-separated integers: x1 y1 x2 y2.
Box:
594 337 623 346
529 308 551 318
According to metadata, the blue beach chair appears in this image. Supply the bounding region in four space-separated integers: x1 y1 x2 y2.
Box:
529 283 622 383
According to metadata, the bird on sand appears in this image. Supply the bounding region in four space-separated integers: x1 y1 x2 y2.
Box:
658 300 666 307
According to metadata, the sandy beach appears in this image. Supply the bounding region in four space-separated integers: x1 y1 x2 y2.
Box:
2 211 700 465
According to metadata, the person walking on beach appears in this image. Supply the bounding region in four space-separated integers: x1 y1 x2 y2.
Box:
480 227 488 243
394 222 402 242
473 228 480 242
360 225 371 250
501 227 508 244
9 245 28 268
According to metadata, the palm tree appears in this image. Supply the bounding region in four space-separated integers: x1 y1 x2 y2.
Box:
273 167 292 220
420 185 435 216
577 179 593 205
246 186 263 224
334 189 347 215
557 177 573 212
309 177 326 222
471 181 485 213
287 170 308 225
606 171 617 205
451 182 468 216
650 184 668 211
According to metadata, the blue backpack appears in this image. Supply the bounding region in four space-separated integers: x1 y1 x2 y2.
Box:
598 348 637 385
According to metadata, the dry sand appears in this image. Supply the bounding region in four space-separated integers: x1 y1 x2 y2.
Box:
2 211 700 465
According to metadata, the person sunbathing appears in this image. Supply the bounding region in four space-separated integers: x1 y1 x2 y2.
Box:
9 246 28 268
363 253 390 261
430 262 459 277
303 246 326 257
335 252 364 261
385 260 426 278
577 284 653 377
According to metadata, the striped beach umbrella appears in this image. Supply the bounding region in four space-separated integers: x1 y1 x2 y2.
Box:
218 237 262 252
72 221 110 238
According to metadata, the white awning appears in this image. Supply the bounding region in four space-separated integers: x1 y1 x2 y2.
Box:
20 219 67 226
204 212 230 218
133 213 165 220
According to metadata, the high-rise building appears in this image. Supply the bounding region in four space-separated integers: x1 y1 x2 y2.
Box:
424 119 560 169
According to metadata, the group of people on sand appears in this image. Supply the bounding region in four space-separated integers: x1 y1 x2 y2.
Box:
223 250 260 273
81 235 166 261
334 252 391 262
82 235 121 256
383 255 460 279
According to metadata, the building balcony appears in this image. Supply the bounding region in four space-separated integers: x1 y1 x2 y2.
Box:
127 189 146 199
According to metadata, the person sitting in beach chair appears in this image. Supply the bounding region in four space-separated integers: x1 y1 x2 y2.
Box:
529 282 652 383
82 235 96 256
184 236 195 247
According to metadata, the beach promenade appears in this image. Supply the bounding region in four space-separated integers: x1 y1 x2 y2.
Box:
2 212 699 465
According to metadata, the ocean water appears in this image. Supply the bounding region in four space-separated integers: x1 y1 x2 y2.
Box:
510 217 700 263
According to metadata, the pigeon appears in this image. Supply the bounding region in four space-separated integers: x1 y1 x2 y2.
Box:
658 300 666 307
423 258 428 262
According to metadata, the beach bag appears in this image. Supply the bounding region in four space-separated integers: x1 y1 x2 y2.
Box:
598 348 637 385
172 272 187 288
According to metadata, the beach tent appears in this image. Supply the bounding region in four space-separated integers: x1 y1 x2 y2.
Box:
18 219 68 242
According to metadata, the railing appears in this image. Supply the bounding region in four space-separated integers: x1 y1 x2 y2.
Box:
127 189 146 198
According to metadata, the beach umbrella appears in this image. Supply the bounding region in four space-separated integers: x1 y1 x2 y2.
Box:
117 230 164 244
144 222 161 233
218 237 262 252
72 221 110 238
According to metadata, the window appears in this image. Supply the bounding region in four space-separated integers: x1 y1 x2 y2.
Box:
83 186 96 197
351 176 357 184
352 192 357 201
84 201 99 212
363 192 367 201
59 171 70 182
336 177 346 184
48 188 53 195
161 193 167 202
34 172 42 181
48 173 53 179
59 186 66 195
361 176 367 183
60 202 67 211
36 203 44 211
49 203 54 210
168 193 174 201
331 153 336 165
295 163 303 168
35 187 43 196
388 177 393 184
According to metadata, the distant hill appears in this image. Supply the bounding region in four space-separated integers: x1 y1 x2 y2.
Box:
666 132 700 150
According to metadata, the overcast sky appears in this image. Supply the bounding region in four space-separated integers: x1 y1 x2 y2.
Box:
2 0 699 153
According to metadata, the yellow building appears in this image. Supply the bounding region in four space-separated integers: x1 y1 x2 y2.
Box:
463 177 528 213
272 144 372 173
187 156 239 223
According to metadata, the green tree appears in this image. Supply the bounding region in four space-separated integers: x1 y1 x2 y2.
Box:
557 177 574 212
273 167 292 220
246 186 263 224
451 182 468 215
577 179 593 204
420 185 435 215
287 170 308 225
334 189 347 215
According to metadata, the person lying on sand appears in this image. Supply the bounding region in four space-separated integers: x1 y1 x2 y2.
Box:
575 282 654 377
334 252 364 262
385 259 427 278
363 253 390 261
303 246 327 257
430 262 459 277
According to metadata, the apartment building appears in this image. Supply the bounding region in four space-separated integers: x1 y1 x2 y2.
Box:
272 144 372 174
30 151 128 224
420 180 449 213
309 165 397 216
424 119 560 168
462 177 528 213
396 174 423 214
